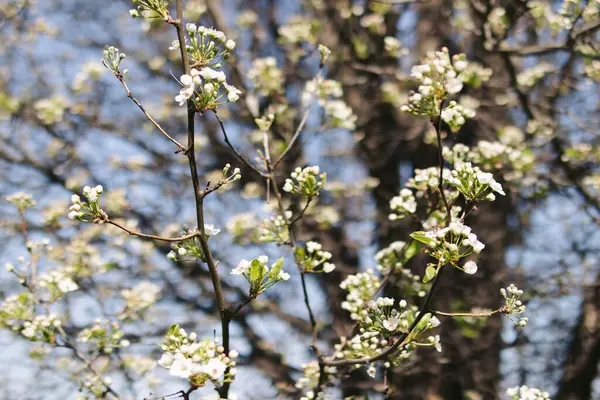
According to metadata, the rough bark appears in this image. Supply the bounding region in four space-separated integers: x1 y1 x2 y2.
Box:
555 273 600 400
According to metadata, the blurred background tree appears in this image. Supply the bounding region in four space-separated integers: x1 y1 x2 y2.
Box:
0 0 598 399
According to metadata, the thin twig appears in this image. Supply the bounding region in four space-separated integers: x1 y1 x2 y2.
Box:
267 164 325 391
289 197 314 226
272 65 325 169
323 267 445 367
432 105 451 225
17 210 37 282
105 219 200 242
322 104 454 368
172 1 231 397
212 110 267 177
19 277 121 398
116 74 186 153
432 308 504 318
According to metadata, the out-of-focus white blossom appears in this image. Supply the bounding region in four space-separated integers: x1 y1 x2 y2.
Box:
296 241 336 273
283 166 327 197
506 385 550 400
159 325 237 388
230 256 290 297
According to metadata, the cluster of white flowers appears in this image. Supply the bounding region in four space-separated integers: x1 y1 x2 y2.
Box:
303 78 341 106
411 166 453 192
296 241 336 273
258 213 291 244
101 45 126 74
442 129 535 183
34 95 69 125
401 48 469 118
380 81 408 107
506 385 550 400
475 141 513 163
68 185 106 222
158 325 237 387
340 269 380 320
254 113 275 132
383 36 407 58
31 238 51 257
486 7 509 38
226 212 258 244
333 331 390 363
302 77 357 129
528 1 578 33
231 256 290 297
73 62 104 93
562 143 600 164
278 16 319 45
374 243 430 296
501 284 528 327
516 63 554 88
318 44 332 64
447 162 506 201
80 374 114 399
295 360 337 390
365 297 409 333
248 57 284 96
60 239 107 279
336 305 442 365
129 0 169 19
170 24 235 67
441 100 476 133
311 204 341 228
458 62 493 88
175 66 241 109
475 141 534 180
300 391 331 400
360 12 385 34
77 319 130 354
167 224 221 262
218 163 242 186
323 100 357 130
411 222 485 277
166 24 240 109
389 189 417 221
21 313 62 342
526 118 555 138
442 143 471 167
375 241 406 273
389 167 459 229
6 192 36 211
581 0 600 22
0 292 35 331
363 298 440 342
119 281 161 320
421 206 462 231
283 166 327 197
38 270 78 299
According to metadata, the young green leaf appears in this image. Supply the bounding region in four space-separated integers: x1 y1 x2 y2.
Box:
424 265 437 283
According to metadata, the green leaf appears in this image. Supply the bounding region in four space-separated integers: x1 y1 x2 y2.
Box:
410 231 437 246
294 247 306 261
268 257 284 280
415 312 432 332
167 324 180 337
424 265 437 283
104 262 119 270
403 240 423 262
250 259 264 282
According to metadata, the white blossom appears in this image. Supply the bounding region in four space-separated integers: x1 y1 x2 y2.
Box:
231 259 251 275
463 260 478 275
